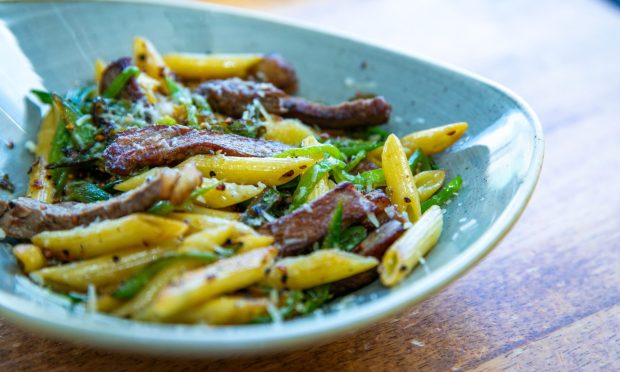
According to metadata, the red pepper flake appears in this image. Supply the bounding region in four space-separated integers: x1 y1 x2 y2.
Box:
216 183 226 191
404 197 411 203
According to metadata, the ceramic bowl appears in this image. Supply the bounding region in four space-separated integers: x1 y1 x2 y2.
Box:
0 0 543 356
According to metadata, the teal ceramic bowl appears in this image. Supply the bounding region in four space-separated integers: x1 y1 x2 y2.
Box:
0 0 543 356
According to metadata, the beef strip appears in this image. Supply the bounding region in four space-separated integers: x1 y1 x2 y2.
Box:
258 182 380 256
196 78 391 129
247 53 298 94
0 168 196 239
330 220 405 297
99 57 145 102
351 159 379 174
103 125 292 175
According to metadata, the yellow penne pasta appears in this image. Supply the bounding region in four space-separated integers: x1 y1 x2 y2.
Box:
179 225 234 253
12 244 47 273
262 249 378 289
133 36 169 81
414 170 446 202
181 155 316 186
31 214 188 260
382 134 422 222
181 204 241 220
94 58 107 84
27 110 57 202
235 234 275 253
176 296 269 325
367 122 468 164
264 118 316 146
115 261 196 318
400 122 468 155
163 53 263 80
114 167 167 192
142 246 277 320
97 295 124 313
26 157 54 203
195 179 266 209
380 205 443 286
30 246 173 291
169 213 256 236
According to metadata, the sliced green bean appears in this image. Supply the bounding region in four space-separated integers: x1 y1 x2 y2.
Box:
65 181 111 203
291 157 345 210
421 175 463 212
322 201 343 249
102 66 140 98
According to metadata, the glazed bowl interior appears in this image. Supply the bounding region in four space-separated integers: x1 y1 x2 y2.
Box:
0 0 543 356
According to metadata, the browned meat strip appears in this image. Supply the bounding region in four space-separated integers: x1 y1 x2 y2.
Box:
247 53 298 94
103 125 292 175
330 220 405 296
0 168 199 239
362 189 407 228
99 57 145 102
351 159 379 174
282 96 391 129
197 78 391 129
258 182 380 256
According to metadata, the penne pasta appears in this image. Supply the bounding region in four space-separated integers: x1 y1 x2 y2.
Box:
141 246 277 320
133 36 169 82
114 261 196 318
114 167 165 192
169 213 256 236
264 118 316 146
26 157 55 203
262 249 378 289
181 155 316 186
380 205 443 286
32 214 188 260
179 225 234 253
175 296 269 325
414 170 446 202
30 245 174 291
382 134 422 222
234 234 275 253
400 122 468 155
12 244 47 273
367 122 469 164
163 53 263 80
194 179 266 209
181 204 241 220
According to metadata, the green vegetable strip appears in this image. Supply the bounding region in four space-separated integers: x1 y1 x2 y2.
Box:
345 150 367 172
291 157 345 210
253 285 332 323
366 126 389 141
340 226 368 252
65 181 111 203
56 96 97 150
31 89 53 104
274 144 345 161
407 149 424 174
65 84 96 109
331 141 382 157
49 98 73 195
147 200 176 215
421 175 463 212
322 201 343 249
112 252 219 300
102 66 140 98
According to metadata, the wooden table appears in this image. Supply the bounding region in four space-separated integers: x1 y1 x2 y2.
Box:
2 0 620 370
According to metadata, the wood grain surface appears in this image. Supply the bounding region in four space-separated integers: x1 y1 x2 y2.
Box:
2 0 620 370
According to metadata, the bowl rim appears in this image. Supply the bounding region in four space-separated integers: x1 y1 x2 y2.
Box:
0 0 544 356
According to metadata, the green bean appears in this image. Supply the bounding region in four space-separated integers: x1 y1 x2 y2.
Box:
274 144 345 161
55 96 96 150
65 181 111 203
102 66 140 98
49 98 73 195
366 126 389 141
345 150 367 172
147 200 175 215
322 201 343 249
31 89 53 104
340 225 368 252
291 157 345 210
421 176 463 212
112 251 219 300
